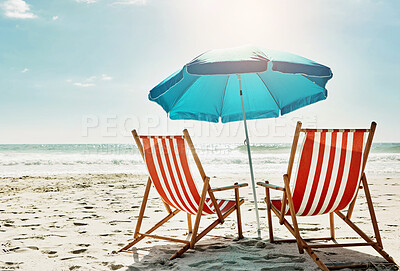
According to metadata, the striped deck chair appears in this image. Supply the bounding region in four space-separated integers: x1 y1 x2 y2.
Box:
257 122 395 270
119 129 248 259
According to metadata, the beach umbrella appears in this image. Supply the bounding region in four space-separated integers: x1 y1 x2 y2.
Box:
148 45 333 238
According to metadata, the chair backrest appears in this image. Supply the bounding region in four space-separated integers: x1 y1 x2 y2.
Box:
138 135 214 215
288 124 374 216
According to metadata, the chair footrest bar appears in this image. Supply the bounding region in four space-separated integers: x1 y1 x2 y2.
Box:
327 263 368 270
307 242 376 249
327 262 395 270
272 237 333 243
138 233 190 244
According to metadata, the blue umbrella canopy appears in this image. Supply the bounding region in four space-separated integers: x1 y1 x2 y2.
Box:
147 45 332 238
149 45 332 123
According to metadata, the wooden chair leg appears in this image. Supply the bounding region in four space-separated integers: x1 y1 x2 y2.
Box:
187 213 192 234
119 209 180 252
234 183 243 239
283 174 303 254
171 200 243 260
361 175 383 247
170 244 190 260
162 200 172 214
134 177 151 238
190 177 209 248
304 245 329 271
335 211 395 263
279 190 287 225
264 181 274 242
271 205 328 270
329 212 335 239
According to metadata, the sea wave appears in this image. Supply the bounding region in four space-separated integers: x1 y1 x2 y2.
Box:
235 143 291 153
1 143 399 154
371 143 400 153
0 143 399 176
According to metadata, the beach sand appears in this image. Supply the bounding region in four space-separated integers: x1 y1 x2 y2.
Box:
0 173 399 270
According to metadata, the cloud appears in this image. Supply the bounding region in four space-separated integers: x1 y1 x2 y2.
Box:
85 75 97 82
75 0 97 4
101 74 113 81
112 0 147 5
73 82 95 87
52 15 58 20
2 0 37 19
69 74 112 87
21 68 28 73
73 76 96 87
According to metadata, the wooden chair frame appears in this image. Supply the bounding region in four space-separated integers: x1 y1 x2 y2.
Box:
119 129 248 260
257 121 395 270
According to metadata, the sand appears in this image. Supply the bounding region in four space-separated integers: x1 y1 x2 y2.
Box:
0 173 399 270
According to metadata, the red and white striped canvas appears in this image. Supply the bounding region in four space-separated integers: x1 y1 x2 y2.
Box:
141 136 236 216
272 130 368 216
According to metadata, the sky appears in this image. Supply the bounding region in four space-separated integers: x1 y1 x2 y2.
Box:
0 0 399 144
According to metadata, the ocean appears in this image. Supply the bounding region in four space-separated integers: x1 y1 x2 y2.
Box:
0 143 399 178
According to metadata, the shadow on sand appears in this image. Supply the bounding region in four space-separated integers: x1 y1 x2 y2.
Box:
122 237 398 271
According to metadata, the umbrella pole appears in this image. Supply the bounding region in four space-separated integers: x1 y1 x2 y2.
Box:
237 74 261 239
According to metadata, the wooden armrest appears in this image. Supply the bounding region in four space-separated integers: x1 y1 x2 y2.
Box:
210 183 248 192
256 181 285 191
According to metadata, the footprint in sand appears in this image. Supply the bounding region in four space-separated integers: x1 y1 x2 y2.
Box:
99 233 114 237
146 258 176 268
298 227 323 232
255 241 274 249
241 256 260 261
2 261 23 269
73 222 88 226
203 263 224 270
109 263 124 270
237 239 259 246
42 250 57 255
263 253 306 263
61 256 82 261
70 248 87 254
188 259 215 267
2 247 19 253
158 248 180 255
20 223 41 227
223 260 237 264
78 244 90 247
261 267 303 271
208 244 228 250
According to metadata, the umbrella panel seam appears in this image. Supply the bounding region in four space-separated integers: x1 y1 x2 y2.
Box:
256 72 281 112
168 76 201 114
219 75 230 121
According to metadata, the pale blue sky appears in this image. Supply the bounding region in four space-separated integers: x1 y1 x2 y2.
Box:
1 0 399 143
